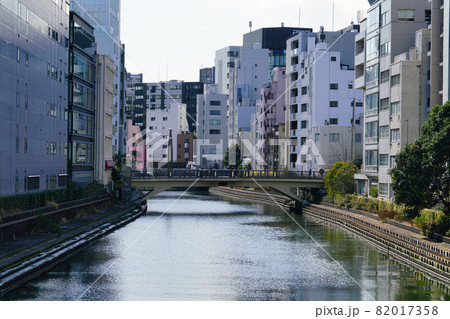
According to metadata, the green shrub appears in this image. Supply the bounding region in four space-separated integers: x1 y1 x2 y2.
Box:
415 209 450 235
367 198 379 211
322 195 334 204
369 186 378 198
351 196 367 210
35 215 62 234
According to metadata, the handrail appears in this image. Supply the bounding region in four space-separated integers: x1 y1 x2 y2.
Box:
130 169 325 180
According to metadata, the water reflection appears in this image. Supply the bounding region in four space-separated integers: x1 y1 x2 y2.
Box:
3 191 449 301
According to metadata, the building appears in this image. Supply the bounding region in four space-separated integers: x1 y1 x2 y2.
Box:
0 0 70 195
214 46 242 95
182 82 204 133
196 84 228 168
70 0 126 155
255 67 287 170
177 133 195 164
124 73 143 121
243 26 313 74
354 0 431 199
228 44 270 151
199 67 215 84
126 119 146 171
94 54 115 186
285 26 364 172
68 12 96 185
145 80 188 169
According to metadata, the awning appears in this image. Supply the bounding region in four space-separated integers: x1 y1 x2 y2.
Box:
105 160 115 168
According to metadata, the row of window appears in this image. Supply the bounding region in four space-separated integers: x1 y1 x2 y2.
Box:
366 93 401 117
365 150 397 168
15 138 67 156
366 121 401 142
15 174 66 193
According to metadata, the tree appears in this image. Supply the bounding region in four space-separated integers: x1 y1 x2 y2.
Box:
391 102 450 217
324 161 358 198
111 152 125 183
223 144 241 169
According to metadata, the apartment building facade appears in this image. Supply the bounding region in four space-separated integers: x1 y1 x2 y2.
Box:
286 27 364 172
354 0 431 198
0 0 70 195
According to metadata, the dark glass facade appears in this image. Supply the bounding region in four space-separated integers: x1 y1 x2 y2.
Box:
182 82 204 133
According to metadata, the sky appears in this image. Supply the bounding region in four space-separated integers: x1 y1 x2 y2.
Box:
121 0 370 83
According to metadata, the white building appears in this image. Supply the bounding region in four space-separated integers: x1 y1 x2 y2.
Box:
145 80 188 169
196 84 228 168
228 45 270 151
214 46 241 95
354 0 432 199
286 27 364 172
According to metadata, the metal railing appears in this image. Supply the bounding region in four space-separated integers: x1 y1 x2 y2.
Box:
131 169 325 180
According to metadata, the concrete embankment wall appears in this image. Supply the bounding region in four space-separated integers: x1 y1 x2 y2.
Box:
211 186 450 287
0 203 146 297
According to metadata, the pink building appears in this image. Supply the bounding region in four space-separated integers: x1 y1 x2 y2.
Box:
126 120 146 171
255 67 286 170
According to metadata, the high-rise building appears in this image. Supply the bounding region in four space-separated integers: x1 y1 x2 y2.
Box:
124 73 143 121
243 26 312 74
255 67 287 170
285 26 364 172
94 54 115 186
214 46 242 95
70 0 126 155
354 0 431 198
68 12 96 185
0 0 70 195
196 84 228 168
199 67 215 84
182 82 204 133
228 45 270 149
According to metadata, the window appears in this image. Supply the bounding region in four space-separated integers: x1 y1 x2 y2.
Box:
16 138 20 153
366 36 380 61
355 133 362 142
380 42 391 57
348 83 353 89
301 103 308 112
314 133 320 143
365 93 379 116
16 92 20 107
379 183 389 196
163 117 168 121
210 100 221 106
390 156 397 168
365 64 379 87
301 86 307 95
315 155 320 163
162 145 168 149
209 130 221 135
398 9 415 22
330 83 339 90
209 120 221 125
381 11 390 26
380 98 389 111
298 137 306 146
367 6 380 33
301 120 307 129
380 125 389 138
330 118 338 125
365 150 378 166
210 110 221 116
425 10 431 25
391 74 400 86
380 70 390 83
151 117 156 121
391 102 400 115
331 56 337 62
330 101 339 107
390 128 400 142
17 48 20 62
24 138 27 153
329 133 340 142
365 121 379 143
380 154 389 166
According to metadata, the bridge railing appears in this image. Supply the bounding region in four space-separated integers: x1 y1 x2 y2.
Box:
130 169 324 180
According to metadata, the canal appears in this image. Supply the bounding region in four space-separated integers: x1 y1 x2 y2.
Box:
3 191 450 301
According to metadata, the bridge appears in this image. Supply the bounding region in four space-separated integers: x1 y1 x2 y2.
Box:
129 169 325 204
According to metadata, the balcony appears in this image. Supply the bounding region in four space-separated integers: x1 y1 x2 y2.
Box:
355 51 365 67
365 108 378 117
290 130 297 137
290 113 297 120
291 48 299 57
355 75 365 89
365 137 379 145
291 64 298 73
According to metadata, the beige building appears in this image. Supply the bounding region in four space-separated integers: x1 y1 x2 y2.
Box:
355 0 437 199
94 54 115 186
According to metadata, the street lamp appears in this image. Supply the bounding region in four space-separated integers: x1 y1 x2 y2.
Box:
168 128 173 177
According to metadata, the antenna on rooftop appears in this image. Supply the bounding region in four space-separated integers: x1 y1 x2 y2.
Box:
332 0 335 31
249 21 252 32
